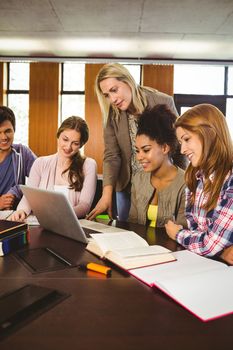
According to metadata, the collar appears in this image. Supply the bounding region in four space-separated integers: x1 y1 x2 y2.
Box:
195 169 215 182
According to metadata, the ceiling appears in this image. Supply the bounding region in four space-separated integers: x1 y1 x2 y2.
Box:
0 0 233 63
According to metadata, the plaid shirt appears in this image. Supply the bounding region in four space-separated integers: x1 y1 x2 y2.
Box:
176 169 233 256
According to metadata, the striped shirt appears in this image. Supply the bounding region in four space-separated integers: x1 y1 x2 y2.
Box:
176 169 233 256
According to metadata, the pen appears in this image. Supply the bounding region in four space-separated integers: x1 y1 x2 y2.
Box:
78 262 112 277
46 247 72 266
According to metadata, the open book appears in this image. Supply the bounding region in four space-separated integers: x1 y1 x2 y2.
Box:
86 231 176 270
130 250 233 321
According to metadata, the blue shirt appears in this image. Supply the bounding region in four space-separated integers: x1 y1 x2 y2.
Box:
0 153 14 195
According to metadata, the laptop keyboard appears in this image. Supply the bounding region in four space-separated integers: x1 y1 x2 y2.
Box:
82 227 101 238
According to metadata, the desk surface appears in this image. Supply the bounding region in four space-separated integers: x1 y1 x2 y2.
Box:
0 222 233 350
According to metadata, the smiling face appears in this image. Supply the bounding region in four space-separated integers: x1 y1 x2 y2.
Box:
57 129 81 159
0 120 14 156
100 77 132 111
176 126 203 167
135 134 169 173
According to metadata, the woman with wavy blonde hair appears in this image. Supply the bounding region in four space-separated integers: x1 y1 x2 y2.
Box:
88 63 186 221
165 104 233 262
95 63 148 124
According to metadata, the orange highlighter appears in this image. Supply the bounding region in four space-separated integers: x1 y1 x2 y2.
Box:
78 262 112 277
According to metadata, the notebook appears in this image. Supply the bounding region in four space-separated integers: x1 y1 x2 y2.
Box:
20 185 127 243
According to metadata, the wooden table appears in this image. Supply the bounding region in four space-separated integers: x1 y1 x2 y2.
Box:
0 222 232 350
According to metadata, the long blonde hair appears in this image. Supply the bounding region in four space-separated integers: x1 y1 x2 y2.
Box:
95 63 151 124
175 104 233 211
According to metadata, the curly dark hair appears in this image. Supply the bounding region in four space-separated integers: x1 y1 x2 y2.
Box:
57 116 89 192
137 104 178 159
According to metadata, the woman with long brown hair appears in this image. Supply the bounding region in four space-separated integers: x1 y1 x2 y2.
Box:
165 104 233 260
11 116 97 221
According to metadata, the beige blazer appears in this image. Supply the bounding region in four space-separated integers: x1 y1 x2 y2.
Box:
128 167 187 227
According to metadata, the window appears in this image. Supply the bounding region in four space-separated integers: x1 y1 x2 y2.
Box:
123 64 141 85
226 98 233 135
7 63 29 145
60 63 85 122
174 64 233 138
228 67 233 95
174 65 224 95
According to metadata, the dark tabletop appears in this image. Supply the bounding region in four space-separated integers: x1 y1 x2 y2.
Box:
0 221 232 350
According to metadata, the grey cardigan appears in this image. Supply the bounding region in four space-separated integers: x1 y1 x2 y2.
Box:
103 86 182 192
128 167 187 228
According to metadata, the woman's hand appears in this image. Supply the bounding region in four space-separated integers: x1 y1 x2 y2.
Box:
9 210 27 222
86 195 113 221
220 246 233 265
86 185 114 220
165 220 183 241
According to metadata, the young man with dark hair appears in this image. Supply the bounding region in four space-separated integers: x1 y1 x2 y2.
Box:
0 106 36 210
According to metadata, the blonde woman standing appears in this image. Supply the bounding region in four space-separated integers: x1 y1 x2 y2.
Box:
87 63 186 221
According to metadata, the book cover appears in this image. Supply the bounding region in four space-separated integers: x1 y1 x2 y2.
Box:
0 220 28 240
0 230 30 256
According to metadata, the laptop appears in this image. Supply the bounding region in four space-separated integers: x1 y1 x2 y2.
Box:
20 185 126 243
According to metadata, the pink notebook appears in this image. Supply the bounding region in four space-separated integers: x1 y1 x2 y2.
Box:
130 250 233 322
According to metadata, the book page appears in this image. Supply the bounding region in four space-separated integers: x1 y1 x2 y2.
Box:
107 248 175 270
130 250 233 320
26 215 40 226
130 250 228 286
113 245 171 258
158 267 233 321
90 231 149 255
79 219 128 233
86 239 104 257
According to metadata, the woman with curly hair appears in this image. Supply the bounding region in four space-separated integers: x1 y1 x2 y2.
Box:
128 104 187 228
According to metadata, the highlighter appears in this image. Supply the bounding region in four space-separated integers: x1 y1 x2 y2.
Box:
78 262 112 277
95 214 110 220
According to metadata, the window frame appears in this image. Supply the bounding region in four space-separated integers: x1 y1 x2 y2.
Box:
6 62 30 146
60 63 85 122
174 94 227 115
174 66 233 116
6 62 29 100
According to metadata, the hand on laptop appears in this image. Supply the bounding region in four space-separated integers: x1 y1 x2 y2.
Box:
86 185 113 221
86 196 113 221
10 209 27 222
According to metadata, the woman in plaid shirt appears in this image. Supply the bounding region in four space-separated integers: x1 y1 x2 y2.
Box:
165 103 233 264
